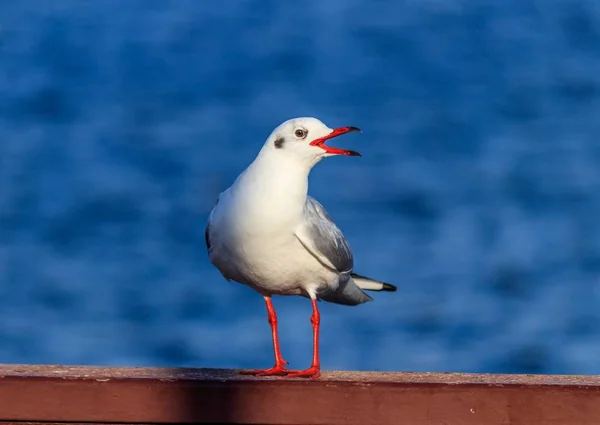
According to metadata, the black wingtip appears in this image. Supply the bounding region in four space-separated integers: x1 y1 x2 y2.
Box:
381 283 397 292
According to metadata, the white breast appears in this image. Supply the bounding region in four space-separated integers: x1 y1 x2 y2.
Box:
207 152 336 296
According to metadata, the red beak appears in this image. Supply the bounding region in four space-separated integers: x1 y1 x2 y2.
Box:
309 126 362 156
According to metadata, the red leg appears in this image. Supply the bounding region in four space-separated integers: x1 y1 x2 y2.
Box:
240 297 292 376
285 298 321 379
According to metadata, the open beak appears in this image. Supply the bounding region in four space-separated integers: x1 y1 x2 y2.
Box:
309 126 362 157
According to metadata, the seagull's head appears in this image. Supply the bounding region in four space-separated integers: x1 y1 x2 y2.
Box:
262 117 362 167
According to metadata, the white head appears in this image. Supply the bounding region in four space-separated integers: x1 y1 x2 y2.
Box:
259 117 362 168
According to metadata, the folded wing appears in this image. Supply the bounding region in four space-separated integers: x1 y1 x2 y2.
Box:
295 196 354 274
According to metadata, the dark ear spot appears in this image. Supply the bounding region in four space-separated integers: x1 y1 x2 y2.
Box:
274 136 285 148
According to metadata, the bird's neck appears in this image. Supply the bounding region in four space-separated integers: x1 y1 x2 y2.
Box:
236 151 311 217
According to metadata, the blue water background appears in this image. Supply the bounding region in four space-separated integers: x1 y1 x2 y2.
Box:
2 1 600 374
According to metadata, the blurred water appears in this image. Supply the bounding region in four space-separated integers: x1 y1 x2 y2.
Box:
1 0 600 374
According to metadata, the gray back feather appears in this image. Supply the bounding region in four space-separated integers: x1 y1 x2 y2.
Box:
303 196 353 273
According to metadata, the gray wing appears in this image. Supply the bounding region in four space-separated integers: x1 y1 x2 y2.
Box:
205 221 212 252
205 194 220 254
294 196 353 274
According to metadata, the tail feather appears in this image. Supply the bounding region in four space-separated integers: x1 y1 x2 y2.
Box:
317 273 396 307
319 276 373 306
351 273 397 292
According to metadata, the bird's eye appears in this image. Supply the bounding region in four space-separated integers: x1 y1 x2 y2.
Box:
294 128 307 139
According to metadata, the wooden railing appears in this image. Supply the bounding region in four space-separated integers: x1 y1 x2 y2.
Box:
1 364 599 424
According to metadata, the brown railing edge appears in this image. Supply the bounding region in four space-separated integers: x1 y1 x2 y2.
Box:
1 364 600 425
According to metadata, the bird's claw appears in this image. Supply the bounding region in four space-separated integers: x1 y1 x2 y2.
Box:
239 362 320 378
241 368 291 376
284 366 321 379
239 362 291 377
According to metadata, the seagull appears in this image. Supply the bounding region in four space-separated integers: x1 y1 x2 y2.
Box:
205 117 396 378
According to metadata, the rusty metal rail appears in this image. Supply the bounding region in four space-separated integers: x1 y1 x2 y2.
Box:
1 364 600 424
